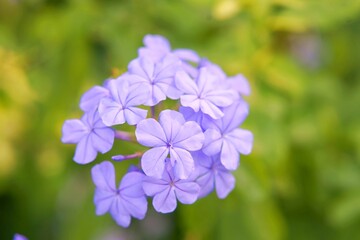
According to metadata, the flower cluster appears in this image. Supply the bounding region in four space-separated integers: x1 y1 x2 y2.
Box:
61 34 253 227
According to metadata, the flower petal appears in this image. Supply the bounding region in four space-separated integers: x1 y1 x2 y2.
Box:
159 110 185 141
202 129 223 156
220 140 239 170
141 147 169 178
173 121 204 151
174 181 199 204
124 107 148 125
170 147 194 179
73 135 98 164
136 118 167 147
91 128 115 153
61 119 88 143
225 128 253 155
80 86 109 112
200 100 224 119
175 70 198 94
91 161 116 191
120 172 145 198
98 98 125 126
94 188 115 215
143 177 168 196
152 187 177 213
215 170 235 199
110 199 131 227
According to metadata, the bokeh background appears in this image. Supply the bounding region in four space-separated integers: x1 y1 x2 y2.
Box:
1 0 360 239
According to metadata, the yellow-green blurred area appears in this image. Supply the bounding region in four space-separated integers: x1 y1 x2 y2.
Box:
1 0 360 239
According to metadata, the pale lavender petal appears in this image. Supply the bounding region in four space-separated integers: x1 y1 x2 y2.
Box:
140 57 155 80
91 161 116 190
61 119 88 143
91 128 115 153
202 129 223 156
128 58 148 79
200 100 224 119
94 188 115 215
107 79 129 105
215 171 235 199
98 98 125 126
221 100 249 132
170 147 194 179
206 90 236 107
227 74 251 96
154 54 181 80
180 95 200 111
158 110 185 141
135 118 166 147
143 177 168 196
126 83 150 106
141 147 169 178
110 199 131 227
124 107 148 125
152 187 177 213
199 59 227 80
173 49 200 63
175 70 198 94
73 135 98 164
146 85 167 106
120 172 145 198
220 140 239 170
122 195 147 220
225 129 253 155
80 86 109 112
174 181 199 204
143 34 171 51
173 121 204 151
196 169 215 198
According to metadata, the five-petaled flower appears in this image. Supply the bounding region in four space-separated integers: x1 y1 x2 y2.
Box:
92 161 147 227
143 159 200 213
61 109 114 164
135 110 204 179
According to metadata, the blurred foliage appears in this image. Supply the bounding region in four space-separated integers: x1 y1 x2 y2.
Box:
0 0 360 239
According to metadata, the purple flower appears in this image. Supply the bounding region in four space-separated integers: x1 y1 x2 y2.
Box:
126 54 182 106
192 151 235 199
143 159 200 213
98 78 149 126
13 234 28 240
175 67 237 119
202 100 253 170
135 110 204 179
61 109 114 164
91 161 147 227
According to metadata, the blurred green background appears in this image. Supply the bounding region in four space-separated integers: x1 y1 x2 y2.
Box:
1 0 360 239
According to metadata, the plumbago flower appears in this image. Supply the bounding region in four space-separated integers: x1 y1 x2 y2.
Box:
135 110 204 179
61 34 253 227
92 161 147 227
143 159 200 213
